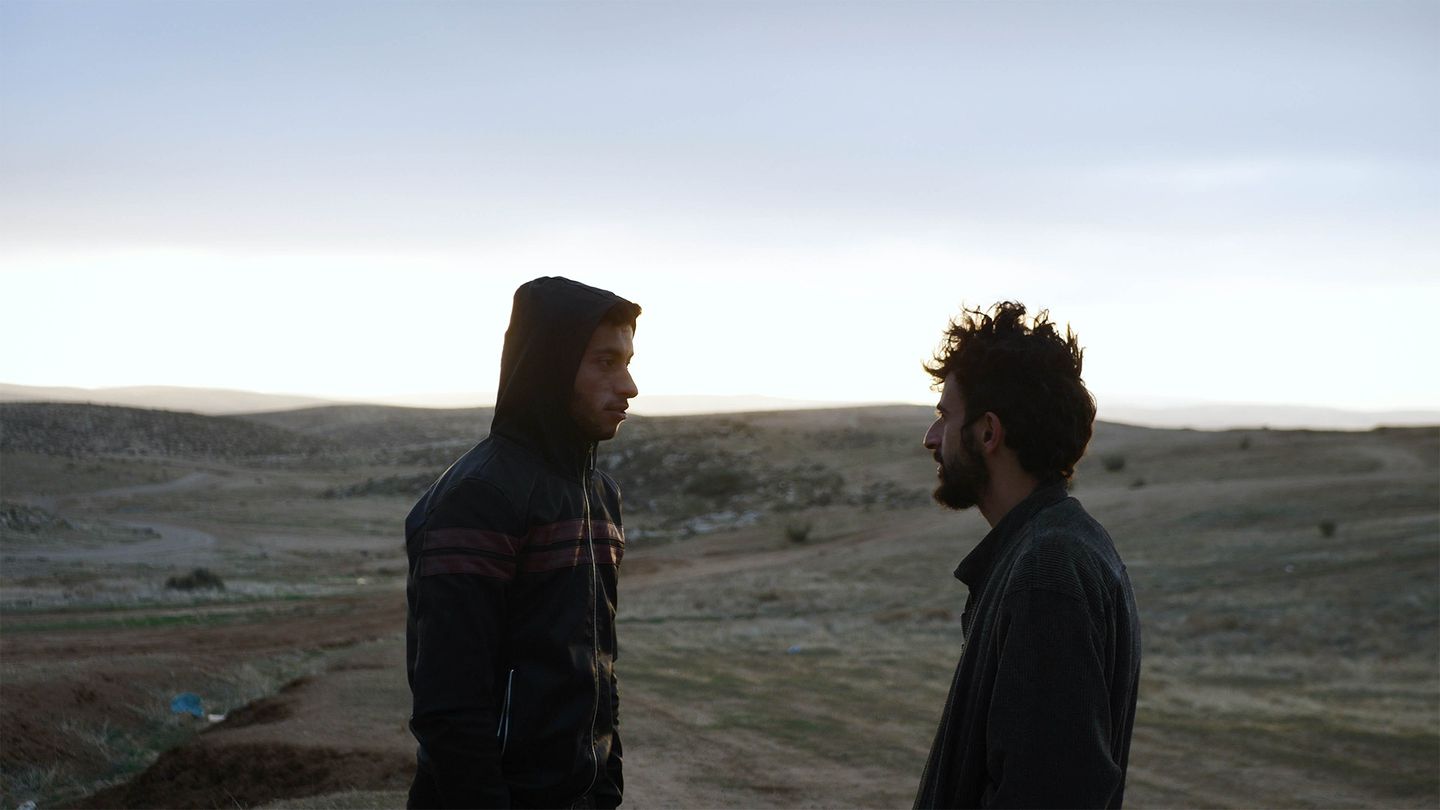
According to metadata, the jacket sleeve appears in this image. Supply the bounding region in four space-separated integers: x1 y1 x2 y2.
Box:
409 478 523 809
595 675 623 809
593 486 624 809
984 586 1123 808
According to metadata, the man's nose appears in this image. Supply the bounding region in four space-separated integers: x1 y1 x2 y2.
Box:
923 420 941 450
618 369 639 399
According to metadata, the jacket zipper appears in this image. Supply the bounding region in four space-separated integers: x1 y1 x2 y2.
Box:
497 668 514 754
581 443 601 800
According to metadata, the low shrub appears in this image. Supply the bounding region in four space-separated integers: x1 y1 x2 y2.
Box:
784 521 812 544
165 568 226 591
683 468 749 500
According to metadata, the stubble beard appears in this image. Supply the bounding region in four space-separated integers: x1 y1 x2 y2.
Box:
932 431 989 511
569 396 623 443
576 415 620 443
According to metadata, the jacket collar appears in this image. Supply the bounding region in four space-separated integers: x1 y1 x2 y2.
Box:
953 479 1070 587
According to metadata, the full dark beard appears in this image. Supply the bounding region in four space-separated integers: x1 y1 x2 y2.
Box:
932 432 989 510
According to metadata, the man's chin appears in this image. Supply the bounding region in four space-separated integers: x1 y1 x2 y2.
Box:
585 421 623 442
932 481 978 511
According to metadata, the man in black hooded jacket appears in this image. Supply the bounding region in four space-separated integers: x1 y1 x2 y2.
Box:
405 277 640 809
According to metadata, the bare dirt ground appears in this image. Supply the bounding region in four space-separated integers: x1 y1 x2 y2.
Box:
0 591 404 809
2 406 1436 809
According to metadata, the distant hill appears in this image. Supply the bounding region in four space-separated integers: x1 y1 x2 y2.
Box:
2 382 1433 430
6 398 1436 540
242 405 494 454
0 384 343 415
0 402 336 460
1099 402 1440 431
0 384 858 419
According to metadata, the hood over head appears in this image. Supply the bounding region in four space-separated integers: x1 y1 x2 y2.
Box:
491 276 641 474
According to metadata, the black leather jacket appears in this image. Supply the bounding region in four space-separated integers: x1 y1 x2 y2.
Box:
406 278 639 808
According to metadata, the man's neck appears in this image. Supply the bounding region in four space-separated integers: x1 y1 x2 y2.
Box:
977 469 1042 528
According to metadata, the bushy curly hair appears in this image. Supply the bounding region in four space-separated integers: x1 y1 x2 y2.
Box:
924 301 1096 481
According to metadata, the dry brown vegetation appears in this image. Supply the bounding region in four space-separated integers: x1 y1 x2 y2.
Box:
1 402 1436 808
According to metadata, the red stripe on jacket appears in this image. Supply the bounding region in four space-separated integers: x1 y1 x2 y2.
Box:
419 520 624 578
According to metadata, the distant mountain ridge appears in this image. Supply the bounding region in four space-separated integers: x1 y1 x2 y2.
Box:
0 382 1433 430
0 402 336 460
0 384 341 415
6 399 1437 501
1098 402 1440 431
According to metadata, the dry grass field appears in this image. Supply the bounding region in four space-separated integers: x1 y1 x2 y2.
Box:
1 402 1436 808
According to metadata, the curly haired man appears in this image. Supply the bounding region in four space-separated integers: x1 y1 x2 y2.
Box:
914 302 1141 809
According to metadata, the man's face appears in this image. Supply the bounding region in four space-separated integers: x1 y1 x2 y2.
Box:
922 373 989 510
570 321 638 441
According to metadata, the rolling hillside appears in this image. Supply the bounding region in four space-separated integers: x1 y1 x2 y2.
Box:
0 403 336 461
1 401 1436 808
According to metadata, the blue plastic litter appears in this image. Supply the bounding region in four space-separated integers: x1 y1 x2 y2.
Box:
786 645 803 654
170 692 204 717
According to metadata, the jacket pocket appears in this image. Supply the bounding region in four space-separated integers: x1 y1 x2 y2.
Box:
497 668 515 754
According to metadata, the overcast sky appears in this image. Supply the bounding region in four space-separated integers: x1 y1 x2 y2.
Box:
3 0 1436 413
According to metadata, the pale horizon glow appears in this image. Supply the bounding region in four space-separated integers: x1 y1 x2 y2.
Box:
3 1 1437 415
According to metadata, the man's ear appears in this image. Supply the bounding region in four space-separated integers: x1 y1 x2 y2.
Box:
980 412 1002 452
